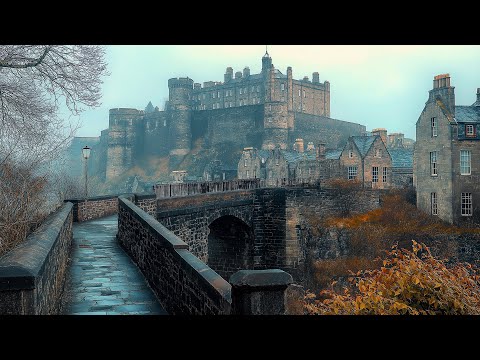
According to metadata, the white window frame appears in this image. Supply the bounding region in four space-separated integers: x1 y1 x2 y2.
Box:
217 91 220 98
298 89 301 97
382 167 387 183
349 150 353 158
348 166 357 180
430 151 438 176
460 150 471 175
303 90 306 98
466 124 475 136
461 192 472 216
372 166 379 183
431 117 437 137
431 192 438 215
281 83 285 91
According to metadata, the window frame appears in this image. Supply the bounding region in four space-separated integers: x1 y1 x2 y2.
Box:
430 151 438 176
382 167 387 183
431 192 438 215
460 150 471 175
431 117 437 137
372 166 379 183
461 192 473 217
348 166 357 180
466 124 475 137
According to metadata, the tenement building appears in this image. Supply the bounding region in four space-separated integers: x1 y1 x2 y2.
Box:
238 135 413 188
414 74 480 224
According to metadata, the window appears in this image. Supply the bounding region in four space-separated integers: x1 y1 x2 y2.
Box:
203 94 206 100
244 158 247 167
372 166 378 183
281 83 285 91
466 124 475 136
163 119 167 127
246 170 249 178
382 167 387 183
461 193 472 216
223 172 226 180
261 158 265 164
349 150 353 158
213 92 216 98
240 88 243 95
348 166 357 180
303 90 306 98
430 151 437 176
431 192 438 215
217 91 220 98
225 90 228 97
257 86 260 93
460 150 471 175
253 169 256 178
129 119 133 126
298 89 301 97
431 117 437 137
375 149 381 158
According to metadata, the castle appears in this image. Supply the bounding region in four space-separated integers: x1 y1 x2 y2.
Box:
85 51 368 182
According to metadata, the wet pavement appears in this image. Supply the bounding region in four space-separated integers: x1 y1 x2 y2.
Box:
63 215 167 315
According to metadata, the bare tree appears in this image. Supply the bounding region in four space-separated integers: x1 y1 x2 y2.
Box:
0 45 108 254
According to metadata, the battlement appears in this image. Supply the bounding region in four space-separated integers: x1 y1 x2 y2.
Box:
109 108 143 116
168 77 194 89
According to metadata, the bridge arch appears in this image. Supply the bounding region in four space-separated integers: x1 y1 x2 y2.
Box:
207 215 254 280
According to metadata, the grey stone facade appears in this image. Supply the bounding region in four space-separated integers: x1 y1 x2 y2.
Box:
66 195 118 222
414 75 480 224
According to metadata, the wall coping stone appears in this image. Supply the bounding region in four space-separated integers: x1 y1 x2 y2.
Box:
229 269 293 290
0 202 73 291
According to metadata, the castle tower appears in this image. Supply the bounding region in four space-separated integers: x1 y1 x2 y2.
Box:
106 108 144 181
168 77 194 170
262 102 291 150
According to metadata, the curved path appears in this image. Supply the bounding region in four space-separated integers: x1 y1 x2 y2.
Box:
63 215 167 315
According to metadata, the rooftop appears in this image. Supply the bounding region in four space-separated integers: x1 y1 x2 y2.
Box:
455 105 480 123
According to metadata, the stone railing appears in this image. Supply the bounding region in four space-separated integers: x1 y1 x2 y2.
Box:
0 202 73 314
117 196 293 315
154 179 262 198
65 195 119 222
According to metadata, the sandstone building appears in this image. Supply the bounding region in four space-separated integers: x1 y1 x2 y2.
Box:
82 51 366 183
414 74 480 224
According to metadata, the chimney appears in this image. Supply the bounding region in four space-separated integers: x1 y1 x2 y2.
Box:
316 143 326 159
243 67 250 78
295 138 304 153
312 72 319 83
372 128 387 145
224 67 233 83
235 71 242 79
303 76 309 82
429 73 455 115
306 142 315 151
475 88 480 106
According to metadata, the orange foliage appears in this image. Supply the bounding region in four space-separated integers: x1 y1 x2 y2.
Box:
304 241 480 315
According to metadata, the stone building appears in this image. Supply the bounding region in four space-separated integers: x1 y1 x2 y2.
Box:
339 135 392 189
203 160 237 181
82 51 365 182
414 74 480 224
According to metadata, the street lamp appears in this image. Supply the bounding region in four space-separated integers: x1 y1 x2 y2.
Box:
82 146 91 203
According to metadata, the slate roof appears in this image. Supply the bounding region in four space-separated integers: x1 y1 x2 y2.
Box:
325 149 342 160
388 148 414 168
455 106 480 123
351 136 378 158
258 149 271 160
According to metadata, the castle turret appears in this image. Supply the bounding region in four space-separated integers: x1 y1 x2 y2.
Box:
262 50 272 72
262 102 291 150
243 67 250 78
168 77 194 170
312 72 319 84
106 108 143 180
428 74 455 116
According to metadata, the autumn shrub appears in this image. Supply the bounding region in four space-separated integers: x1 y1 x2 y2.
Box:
304 241 480 315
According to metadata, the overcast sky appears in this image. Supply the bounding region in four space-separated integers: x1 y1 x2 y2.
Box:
72 45 480 140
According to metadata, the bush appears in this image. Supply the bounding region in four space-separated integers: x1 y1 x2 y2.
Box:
304 241 480 315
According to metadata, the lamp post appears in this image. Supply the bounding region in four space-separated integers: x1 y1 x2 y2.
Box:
82 145 91 205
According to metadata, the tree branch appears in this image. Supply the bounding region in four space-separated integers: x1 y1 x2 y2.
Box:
0 46 51 69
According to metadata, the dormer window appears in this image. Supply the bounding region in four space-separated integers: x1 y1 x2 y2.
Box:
466 124 475 137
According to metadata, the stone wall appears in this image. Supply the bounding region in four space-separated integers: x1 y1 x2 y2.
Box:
134 193 156 217
0 203 73 314
117 196 232 315
66 195 118 222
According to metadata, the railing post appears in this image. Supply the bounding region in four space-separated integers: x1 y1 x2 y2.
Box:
229 270 293 315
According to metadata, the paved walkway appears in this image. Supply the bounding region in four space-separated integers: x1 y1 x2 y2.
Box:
63 215 167 315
